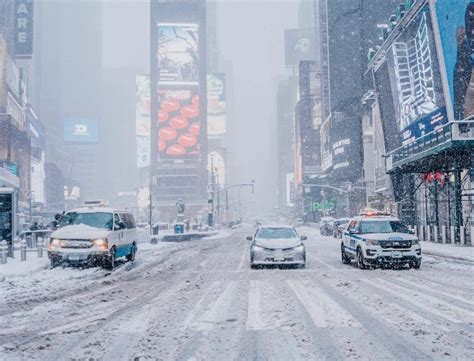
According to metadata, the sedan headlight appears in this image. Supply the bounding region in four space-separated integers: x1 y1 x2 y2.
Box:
366 239 380 246
293 244 305 252
252 245 265 252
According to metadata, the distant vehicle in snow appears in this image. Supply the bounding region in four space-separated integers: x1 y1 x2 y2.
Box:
292 218 305 227
248 225 306 269
48 204 137 270
332 218 351 238
341 211 422 269
319 216 335 236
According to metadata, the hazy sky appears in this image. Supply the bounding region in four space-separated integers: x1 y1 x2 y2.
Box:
215 0 298 213
98 0 299 214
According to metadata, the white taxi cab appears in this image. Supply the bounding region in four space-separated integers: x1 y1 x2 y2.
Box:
341 211 422 269
48 201 138 269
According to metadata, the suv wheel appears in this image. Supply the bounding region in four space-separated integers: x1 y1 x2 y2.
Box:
126 242 136 262
413 259 421 269
357 248 367 269
104 247 116 270
341 245 351 264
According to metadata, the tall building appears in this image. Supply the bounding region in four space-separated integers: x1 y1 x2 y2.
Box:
150 0 208 221
30 0 103 202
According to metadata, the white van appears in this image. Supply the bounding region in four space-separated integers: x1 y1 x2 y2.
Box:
48 204 137 269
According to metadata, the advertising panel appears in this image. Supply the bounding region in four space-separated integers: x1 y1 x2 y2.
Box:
320 117 332 171
5 55 20 98
31 157 45 204
208 151 225 188
435 0 474 120
284 28 316 67
387 4 448 145
330 116 363 181
286 173 295 206
207 73 226 136
64 118 99 143
14 0 34 59
158 23 199 85
136 75 151 168
158 86 200 159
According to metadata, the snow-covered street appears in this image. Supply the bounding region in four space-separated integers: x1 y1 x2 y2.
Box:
0 226 473 360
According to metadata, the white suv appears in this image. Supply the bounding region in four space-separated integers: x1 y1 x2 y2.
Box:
341 213 422 269
48 205 137 269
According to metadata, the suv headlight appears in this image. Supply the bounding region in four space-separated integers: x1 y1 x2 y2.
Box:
412 239 419 245
366 239 379 246
50 238 60 246
92 238 108 247
49 238 60 251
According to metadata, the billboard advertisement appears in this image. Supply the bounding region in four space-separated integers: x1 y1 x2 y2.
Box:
435 0 474 120
136 75 151 168
284 28 316 67
207 73 226 136
64 118 99 143
158 23 199 85
14 0 34 59
158 86 200 159
330 116 363 181
375 3 448 149
208 151 225 188
320 117 332 171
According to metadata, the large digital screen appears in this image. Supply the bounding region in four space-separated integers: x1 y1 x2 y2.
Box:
64 118 98 143
207 73 226 136
435 0 474 120
330 116 362 181
136 75 151 168
158 86 200 159
375 4 448 148
158 23 199 85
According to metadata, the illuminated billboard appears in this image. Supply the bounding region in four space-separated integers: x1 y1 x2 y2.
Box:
64 118 98 143
207 73 226 136
158 86 200 159
136 75 151 168
375 3 448 148
158 23 199 85
435 0 474 120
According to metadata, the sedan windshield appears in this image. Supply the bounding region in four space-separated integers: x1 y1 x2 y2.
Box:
59 212 113 230
360 220 410 234
257 228 297 239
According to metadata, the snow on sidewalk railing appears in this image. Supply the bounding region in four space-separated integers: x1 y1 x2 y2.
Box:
0 238 46 265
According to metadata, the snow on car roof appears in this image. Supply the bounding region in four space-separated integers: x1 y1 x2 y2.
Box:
67 206 130 214
259 224 294 229
353 215 400 221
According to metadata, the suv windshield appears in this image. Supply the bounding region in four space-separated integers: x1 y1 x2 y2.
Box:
257 228 297 239
59 212 114 230
360 220 410 234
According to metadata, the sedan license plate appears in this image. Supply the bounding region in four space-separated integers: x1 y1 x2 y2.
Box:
391 251 402 259
274 251 285 261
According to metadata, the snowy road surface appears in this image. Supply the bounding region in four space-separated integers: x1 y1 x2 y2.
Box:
0 226 473 360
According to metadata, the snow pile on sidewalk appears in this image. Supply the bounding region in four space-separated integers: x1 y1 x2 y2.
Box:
420 241 474 262
0 251 49 280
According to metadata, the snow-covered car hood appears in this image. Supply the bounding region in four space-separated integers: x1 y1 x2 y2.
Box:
255 238 302 249
361 232 417 241
51 224 111 240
